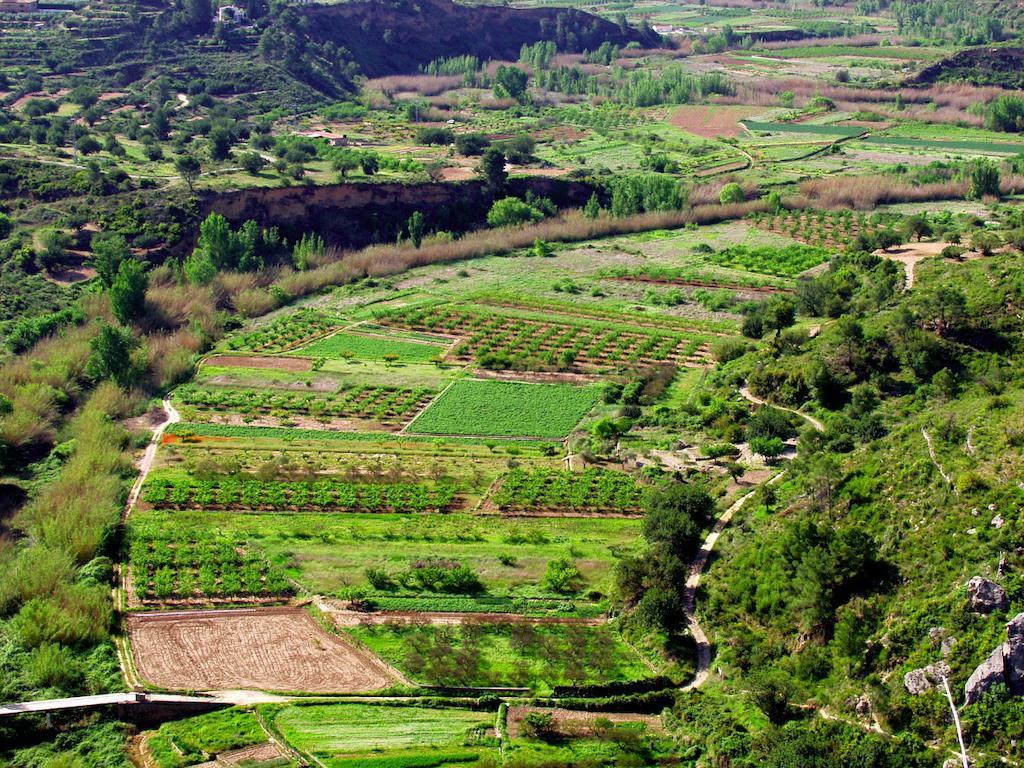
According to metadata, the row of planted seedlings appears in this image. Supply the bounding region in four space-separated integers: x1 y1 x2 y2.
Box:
174 383 433 421
459 317 688 368
143 476 460 513
751 210 870 249
225 309 342 353
381 304 699 369
493 468 644 513
129 527 293 603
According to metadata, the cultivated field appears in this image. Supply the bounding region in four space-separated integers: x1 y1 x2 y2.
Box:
128 608 401 693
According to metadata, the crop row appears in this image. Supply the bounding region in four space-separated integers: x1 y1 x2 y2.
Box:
379 306 706 371
226 309 341 353
143 478 460 513
493 468 643 512
129 533 292 602
174 384 432 421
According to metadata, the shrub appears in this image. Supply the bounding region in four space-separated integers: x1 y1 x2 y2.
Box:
455 133 490 155
749 436 785 462
719 182 745 205
542 557 583 595
487 197 543 228
415 127 455 145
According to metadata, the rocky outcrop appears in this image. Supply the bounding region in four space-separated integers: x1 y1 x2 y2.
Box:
965 612 1024 704
966 576 1009 614
905 661 951 695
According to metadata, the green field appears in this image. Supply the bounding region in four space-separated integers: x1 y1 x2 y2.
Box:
741 121 865 137
346 622 653 693
132 508 641 601
294 331 449 362
271 703 494 766
407 380 600 438
861 135 1024 156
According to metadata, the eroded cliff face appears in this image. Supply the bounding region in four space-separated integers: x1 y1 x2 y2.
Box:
203 178 595 249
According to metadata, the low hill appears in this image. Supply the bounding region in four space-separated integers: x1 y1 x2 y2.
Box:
909 46 1024 89
300 0 655 76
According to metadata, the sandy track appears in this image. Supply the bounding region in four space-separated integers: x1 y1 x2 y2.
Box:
128 607 401 693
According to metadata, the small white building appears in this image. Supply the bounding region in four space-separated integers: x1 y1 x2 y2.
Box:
215 4 246 23
294 129 348 147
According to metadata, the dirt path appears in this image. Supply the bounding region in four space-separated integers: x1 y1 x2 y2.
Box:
874 242 952 290
125 398 180 514
680 474 783 691
739 386 825 433
921 427 954 488
680 385 826 691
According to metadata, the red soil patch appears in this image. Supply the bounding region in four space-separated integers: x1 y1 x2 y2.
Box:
669 104 762 138
128 607 400 693
44 265 98 285
439 166 475 181
202 355 313 372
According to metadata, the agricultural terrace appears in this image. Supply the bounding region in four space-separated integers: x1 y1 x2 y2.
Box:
128 608 400 693
124 218 782 687
346 622 653 692
406 380 601 438
270 703 496 766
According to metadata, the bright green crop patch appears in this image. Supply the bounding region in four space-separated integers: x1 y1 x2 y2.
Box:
708 244 830 277
294 331 448 362
271 703 494 765
407 380 600 438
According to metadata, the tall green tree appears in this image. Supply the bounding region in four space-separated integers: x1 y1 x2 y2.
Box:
91 232 129 289
109 259 148 324
406 211 425 248
86 324 139 387
175 155 201 193
478 148 507 195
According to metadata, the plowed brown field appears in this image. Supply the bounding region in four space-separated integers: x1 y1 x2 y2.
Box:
128 607 400 693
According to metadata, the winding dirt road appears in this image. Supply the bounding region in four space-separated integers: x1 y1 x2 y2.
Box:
739 385 825 433
681 385 827 691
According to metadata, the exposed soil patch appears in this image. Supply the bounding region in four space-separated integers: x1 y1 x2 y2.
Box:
202 355 313 372
506 706 664 738
189 412 404 433
43 264 97 286
469 368 604 385
874 241 956 288
669 104 763 138
128 607 400 693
